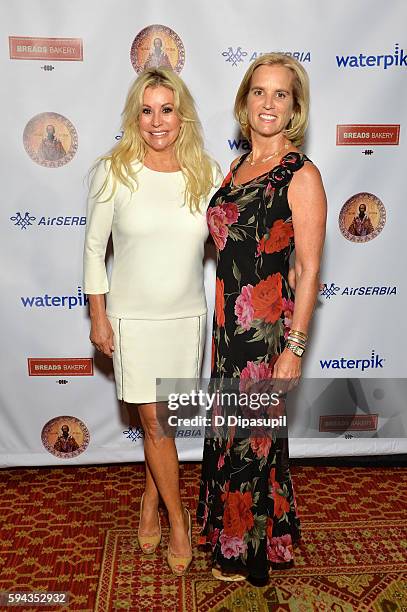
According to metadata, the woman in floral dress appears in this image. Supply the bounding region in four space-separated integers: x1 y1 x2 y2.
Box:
197 53 327 586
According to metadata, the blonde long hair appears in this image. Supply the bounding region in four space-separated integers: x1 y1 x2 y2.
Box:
234 53 310 147
94 68 216 212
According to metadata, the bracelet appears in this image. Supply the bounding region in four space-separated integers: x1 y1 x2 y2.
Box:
289 329 308 340
287 333 307 342
287 335 307 348
287 329 308 350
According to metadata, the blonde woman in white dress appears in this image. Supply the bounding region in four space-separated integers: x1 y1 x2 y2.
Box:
83 68 221 576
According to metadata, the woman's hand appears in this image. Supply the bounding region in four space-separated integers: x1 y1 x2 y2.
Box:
272 348 301 394
90 316 115 358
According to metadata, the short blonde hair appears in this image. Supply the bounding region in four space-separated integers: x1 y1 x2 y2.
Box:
94 68 216 212
234 53 310 147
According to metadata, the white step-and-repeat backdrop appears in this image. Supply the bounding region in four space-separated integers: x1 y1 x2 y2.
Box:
1 0 406 466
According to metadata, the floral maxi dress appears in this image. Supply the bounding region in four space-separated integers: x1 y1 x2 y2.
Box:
197 152 310 578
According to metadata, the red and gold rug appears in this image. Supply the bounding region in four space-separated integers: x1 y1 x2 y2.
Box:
0 464 406 611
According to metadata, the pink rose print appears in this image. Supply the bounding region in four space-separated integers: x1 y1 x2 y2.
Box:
234 284 254 330
240 360 274 381
207 206 228 250
239 359 275 395
219 533 248 559
222 202 239 225
267 534 294 563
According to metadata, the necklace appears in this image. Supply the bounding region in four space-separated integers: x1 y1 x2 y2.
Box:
246 142 290 166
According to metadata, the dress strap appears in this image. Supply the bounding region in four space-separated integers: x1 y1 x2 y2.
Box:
231 152 250 179
280 151 312 170
267 151 312 188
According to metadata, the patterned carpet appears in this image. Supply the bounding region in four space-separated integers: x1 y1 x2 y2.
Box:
0 463 406 611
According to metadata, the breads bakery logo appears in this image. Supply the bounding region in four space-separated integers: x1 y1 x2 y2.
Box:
41 416 90 459
321 283 397 300
339 193 386 243
319 414 378 432
336 125 400 146
130 25 185 74
10 212 86 230
28 358 94 376
23 112 78 168
9 36 83 61
222 48 311 67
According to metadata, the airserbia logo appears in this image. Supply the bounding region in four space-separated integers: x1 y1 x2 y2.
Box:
320 283 397 300
10 212 86 230
130 25 185 74
222 48 311 67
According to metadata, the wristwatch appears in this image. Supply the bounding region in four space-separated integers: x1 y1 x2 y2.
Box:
286 341 305 357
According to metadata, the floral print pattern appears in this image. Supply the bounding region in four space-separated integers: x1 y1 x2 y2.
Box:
207 201 240 251
197 152 310 578
234 284 254 330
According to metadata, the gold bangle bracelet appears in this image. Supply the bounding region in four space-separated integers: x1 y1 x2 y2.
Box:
288 336 307 343
289 329 308 339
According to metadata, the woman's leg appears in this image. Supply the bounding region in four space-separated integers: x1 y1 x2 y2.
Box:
138 402 190 555
138 458 160 535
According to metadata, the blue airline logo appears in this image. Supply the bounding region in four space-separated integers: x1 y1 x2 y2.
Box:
321 283 397 300
10 211 86 230
222 48 311 67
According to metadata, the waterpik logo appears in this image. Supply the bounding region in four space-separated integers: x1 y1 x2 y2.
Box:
319 350 385 371
227 138 250 151
336 44 406 69
20 286 88 309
